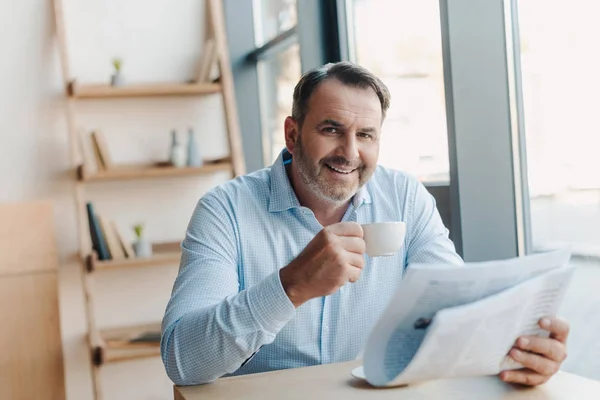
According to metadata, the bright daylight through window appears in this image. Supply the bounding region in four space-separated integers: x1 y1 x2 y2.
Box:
253 0 301 164
518 0 600 251
350 0 449 183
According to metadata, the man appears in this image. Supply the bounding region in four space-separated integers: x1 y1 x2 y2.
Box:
161 62 569 387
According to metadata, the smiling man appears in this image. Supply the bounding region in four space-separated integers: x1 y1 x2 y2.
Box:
161 62 569 387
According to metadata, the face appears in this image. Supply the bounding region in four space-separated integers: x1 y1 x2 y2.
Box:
285 78 382 205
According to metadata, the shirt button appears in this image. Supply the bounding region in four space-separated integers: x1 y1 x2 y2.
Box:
324 325 329 332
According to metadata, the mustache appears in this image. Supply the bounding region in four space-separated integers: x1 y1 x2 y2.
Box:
321 156 363 170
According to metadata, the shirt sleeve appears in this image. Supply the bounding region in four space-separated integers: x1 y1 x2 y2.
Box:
405 181 464 266
160 194 296 385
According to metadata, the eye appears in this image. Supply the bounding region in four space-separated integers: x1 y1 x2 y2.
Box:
323 127 339 134
358 132 373 139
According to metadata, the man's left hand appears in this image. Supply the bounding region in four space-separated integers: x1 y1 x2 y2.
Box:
499 316 569 386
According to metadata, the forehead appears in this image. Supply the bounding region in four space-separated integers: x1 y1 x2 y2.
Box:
306 79 382 124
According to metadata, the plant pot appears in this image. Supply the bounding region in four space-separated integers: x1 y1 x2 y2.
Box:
111 72 124 86
133 239 153 258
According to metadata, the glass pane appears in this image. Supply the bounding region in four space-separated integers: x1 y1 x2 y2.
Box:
518 0 600 251
257 44 302 164
350 0 449 183
253 0 297 46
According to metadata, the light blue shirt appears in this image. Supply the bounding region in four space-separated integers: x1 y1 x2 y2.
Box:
161 149 463 385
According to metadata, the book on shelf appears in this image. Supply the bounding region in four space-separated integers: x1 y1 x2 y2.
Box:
87 202 137 261
111 221 136 258
129 330 162 344
90 131 113 170
86 202 110 261
78 130 114 173
98 215 126 260
90 132 104 171
77 130 98 174
105 330 162 349
77 131 114 174
194 38 218 83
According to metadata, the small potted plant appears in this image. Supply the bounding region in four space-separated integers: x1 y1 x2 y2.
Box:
132 223 152 258
110 57 124 86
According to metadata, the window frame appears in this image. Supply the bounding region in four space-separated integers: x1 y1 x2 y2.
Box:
337 0 530 260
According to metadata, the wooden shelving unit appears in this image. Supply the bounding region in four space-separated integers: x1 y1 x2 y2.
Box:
92 323 162 365
86 242 181 272
68 81 222 99
77 159 233 183
52 1 245 398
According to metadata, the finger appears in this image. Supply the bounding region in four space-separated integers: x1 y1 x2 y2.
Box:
509 348 559 376
347 266 362 283
516 336 567 363
500 369 549 386
328 222 363 238
339 236 366 255
539 316 570 343
345 252 365 270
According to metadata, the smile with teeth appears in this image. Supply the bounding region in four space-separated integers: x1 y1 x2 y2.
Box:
326 163 356 174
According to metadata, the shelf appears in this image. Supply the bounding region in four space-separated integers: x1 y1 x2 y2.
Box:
67 81 222 99
78 159 233 182
91 323 161 365
86 242 181 272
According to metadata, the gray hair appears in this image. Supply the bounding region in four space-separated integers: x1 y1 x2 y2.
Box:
291 61 391 128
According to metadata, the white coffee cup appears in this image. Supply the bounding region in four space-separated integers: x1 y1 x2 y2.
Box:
361 221 406 257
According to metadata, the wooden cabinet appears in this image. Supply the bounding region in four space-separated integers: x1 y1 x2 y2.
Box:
0 202 66 400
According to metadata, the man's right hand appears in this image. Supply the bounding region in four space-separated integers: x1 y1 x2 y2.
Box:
279 222 366 308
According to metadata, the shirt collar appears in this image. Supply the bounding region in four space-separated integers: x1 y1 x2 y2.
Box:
268 149 373 212
353 180 372 207
268 150 302 212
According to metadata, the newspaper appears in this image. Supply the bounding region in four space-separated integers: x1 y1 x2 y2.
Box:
360 249 574 387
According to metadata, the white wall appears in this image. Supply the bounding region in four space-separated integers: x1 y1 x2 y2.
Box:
0 0 230 398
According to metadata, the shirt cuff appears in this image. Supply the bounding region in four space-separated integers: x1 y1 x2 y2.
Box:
246 269 296 334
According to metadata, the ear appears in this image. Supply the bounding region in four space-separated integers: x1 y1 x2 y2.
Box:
284 116 299 155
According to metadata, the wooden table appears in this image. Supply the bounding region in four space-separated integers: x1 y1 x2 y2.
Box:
174 360 600 400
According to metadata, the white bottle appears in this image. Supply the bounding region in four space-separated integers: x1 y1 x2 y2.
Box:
169 130 186 168
186 127 203 167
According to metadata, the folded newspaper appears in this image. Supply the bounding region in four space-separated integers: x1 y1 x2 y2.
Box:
357 249 574 387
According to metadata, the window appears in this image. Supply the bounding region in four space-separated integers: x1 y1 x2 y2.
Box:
253 0 297 46
518 0 600 250
252 0 301 164
347 0 449 183
257 44 301 163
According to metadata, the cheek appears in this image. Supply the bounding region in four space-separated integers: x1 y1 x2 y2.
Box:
307 139 338 162
361 143 380 166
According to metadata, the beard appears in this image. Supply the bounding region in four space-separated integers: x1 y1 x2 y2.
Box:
293 135 371 204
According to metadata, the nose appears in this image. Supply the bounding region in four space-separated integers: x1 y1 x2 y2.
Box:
339 134 359 162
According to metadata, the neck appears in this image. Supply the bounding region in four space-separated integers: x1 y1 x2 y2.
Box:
306 197 350 227
287 163 351 227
